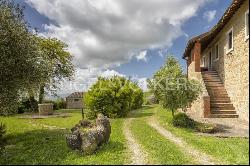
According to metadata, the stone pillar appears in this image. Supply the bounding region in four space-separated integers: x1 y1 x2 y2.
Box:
194 42 201 72
38 103 54 116
203 96 211 118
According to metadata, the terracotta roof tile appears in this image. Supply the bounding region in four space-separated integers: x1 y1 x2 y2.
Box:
67 92 85 98
183 0 246 59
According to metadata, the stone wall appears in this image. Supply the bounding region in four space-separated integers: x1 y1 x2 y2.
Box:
66 98 84 109
201 0 249 121
187 51 210 118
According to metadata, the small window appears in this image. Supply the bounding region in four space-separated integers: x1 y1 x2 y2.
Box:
214 44 219 61
74 99 80 102
245 10 249 40
226 28 233 53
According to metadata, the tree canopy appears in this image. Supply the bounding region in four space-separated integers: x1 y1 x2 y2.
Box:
84 76 143 118
147 56 201 117
0 0 75 115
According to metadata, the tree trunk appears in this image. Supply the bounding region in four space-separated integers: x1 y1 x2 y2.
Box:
171 109 175 118
38 85 45 104
28 96 36 112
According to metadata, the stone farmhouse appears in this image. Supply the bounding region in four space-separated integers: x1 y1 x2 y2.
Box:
66 92 85 109
183 0 249 122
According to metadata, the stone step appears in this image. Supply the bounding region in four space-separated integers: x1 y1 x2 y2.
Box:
207 90 228 94
205 81 223 84
203 77 221 82
210 114 239 118
211 100 231 103
210 97 231 101
209 93 229 97
208 92 228 96
204 81 223 83
203 74 218 76
202 71 217 73
208 92 229 99
203 76 221 79
207 89 227 93
211 110 237 114
205 84 224 87
211 105 235 110
206 87 227 90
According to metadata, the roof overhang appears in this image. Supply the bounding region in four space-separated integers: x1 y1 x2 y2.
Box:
183 0 246 59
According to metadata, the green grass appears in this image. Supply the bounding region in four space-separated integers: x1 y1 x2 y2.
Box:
154 105 249 165
129 107 194 165
0 110 129 165
0 106 248 165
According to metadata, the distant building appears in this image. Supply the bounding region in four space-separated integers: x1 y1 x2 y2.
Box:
66 92 85 109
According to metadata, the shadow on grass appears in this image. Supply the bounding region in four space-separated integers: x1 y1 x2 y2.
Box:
1 129 125 165
129 106 154 119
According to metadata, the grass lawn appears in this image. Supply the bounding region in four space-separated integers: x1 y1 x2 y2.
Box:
0 110 129 165
153 105 249 165
129 107 194 165
0 106 248 165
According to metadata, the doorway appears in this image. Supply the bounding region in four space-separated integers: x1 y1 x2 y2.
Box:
208 51 212 70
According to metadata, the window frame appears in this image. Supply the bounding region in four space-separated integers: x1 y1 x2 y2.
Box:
245 10 249 41
202 56 206 67
226 27 234 54
208 50 213 69
74 98 80 102
214 43 219 61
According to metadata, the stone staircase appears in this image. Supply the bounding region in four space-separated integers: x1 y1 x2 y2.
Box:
202 70 239 118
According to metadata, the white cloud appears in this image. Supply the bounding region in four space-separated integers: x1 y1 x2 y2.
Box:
54 68 148 97
136 77 148 92
101 69 125 78
26 0 211 69
26 0 213 95
136 50 147 62
203 10 217 22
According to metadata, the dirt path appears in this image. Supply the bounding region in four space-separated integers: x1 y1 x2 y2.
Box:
123 118 150 165
147 117 222 165
27 121 66 130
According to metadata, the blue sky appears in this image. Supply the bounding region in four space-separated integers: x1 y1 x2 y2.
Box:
16 0 232 94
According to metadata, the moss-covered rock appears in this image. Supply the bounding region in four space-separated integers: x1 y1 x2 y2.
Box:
66 114 111 155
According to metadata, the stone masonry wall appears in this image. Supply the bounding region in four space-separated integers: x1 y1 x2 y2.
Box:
201 0 249 121
187 54 210 118
66 98 84 109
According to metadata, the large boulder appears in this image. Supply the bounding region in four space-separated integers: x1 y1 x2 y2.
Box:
66 114 111 155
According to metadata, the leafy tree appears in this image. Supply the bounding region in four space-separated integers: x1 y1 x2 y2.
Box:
0 0 75 114
149 56 201 117
0 0 43 115
0 123 6 155
84 76 143 118
36 37 75 103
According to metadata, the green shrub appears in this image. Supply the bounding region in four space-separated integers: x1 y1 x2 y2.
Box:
84 76 144 118
172 113 217 133
172 113 196 129
0 123 7 155
17 97 38 114
145 94 159 105
196 122 217 133
43 98 66 110
53 98 66 110
85 109 96 120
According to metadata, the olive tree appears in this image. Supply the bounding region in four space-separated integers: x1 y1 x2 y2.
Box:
149 56 201 117
0 0 43 115
0 0 75 114
36 37 75 103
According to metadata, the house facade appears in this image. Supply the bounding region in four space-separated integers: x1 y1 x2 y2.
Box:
183 0 249 121
66 92 85 109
